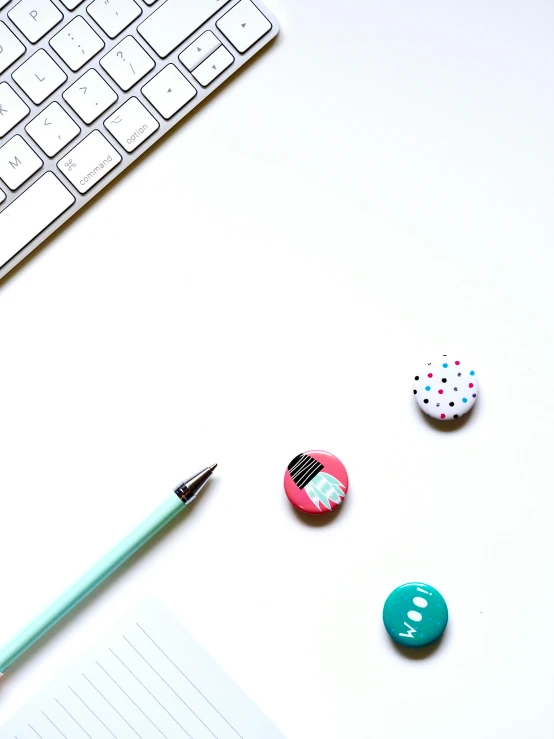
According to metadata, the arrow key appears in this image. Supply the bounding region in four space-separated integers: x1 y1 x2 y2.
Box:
192 45 233 87
26 102 80 157
141 63 196 119
216 0 271 53
179 30 220 72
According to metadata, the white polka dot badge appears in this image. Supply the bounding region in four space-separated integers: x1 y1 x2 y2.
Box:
413 356 478 420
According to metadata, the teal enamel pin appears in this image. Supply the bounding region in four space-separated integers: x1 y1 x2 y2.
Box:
383 582 448 648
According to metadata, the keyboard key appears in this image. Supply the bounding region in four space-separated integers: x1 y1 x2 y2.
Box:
26 101 80 157
57 130 121 193
138 0 231 58
141 63 196 120
8 0 63 43
87 0 142 39
217 0 271 53
0 135 42 190
0 82 30 138
0 21 26 75
50 16 105 72
104 96 159 152
12 50 67 105
192 45 233 87
100 36 155 91
0 173 74 269
63 69 118 124
179 31 220 72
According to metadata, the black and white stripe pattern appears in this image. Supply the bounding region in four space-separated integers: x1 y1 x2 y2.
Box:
288 454 323 489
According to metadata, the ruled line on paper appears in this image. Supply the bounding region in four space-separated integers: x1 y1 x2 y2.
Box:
123 635 221 739
96 661 169 739
82 674 143 739
108 648 194 738
136 622 245 739
42 712 67 739
55 700 92 739
68 685 117 739
0 598 288 739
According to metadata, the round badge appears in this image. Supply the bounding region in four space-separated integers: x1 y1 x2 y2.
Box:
383 582 448 648
413 356 478 420
284 450 349 515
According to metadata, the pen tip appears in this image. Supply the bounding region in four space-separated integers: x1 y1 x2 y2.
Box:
209 463 217 472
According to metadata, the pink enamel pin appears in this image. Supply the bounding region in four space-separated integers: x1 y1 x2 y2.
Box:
284 450 349 515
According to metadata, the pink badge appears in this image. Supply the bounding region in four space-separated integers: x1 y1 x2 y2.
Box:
284 450 349 515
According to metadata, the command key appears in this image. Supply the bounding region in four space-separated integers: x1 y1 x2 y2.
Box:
57 130 122 194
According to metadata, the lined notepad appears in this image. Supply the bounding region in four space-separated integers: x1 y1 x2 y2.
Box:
0 599 287 739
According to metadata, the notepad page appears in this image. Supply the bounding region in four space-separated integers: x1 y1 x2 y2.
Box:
0 598 287 739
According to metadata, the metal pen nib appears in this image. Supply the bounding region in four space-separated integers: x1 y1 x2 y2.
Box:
174 464 217 504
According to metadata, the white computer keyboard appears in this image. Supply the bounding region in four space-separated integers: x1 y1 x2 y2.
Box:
0 0 279 279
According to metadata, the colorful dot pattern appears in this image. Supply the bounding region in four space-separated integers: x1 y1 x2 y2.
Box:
413 356 478 420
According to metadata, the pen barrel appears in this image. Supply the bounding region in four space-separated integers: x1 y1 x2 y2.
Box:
0 494 185 673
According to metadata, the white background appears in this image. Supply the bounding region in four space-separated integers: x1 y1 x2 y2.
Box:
1 0 554 736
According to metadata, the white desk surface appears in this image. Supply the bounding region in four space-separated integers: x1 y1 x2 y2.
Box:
1 1 554 736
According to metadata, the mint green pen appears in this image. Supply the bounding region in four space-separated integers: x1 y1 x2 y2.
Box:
0 464 216 674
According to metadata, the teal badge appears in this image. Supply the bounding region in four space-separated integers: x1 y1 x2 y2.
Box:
383 582 448 648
